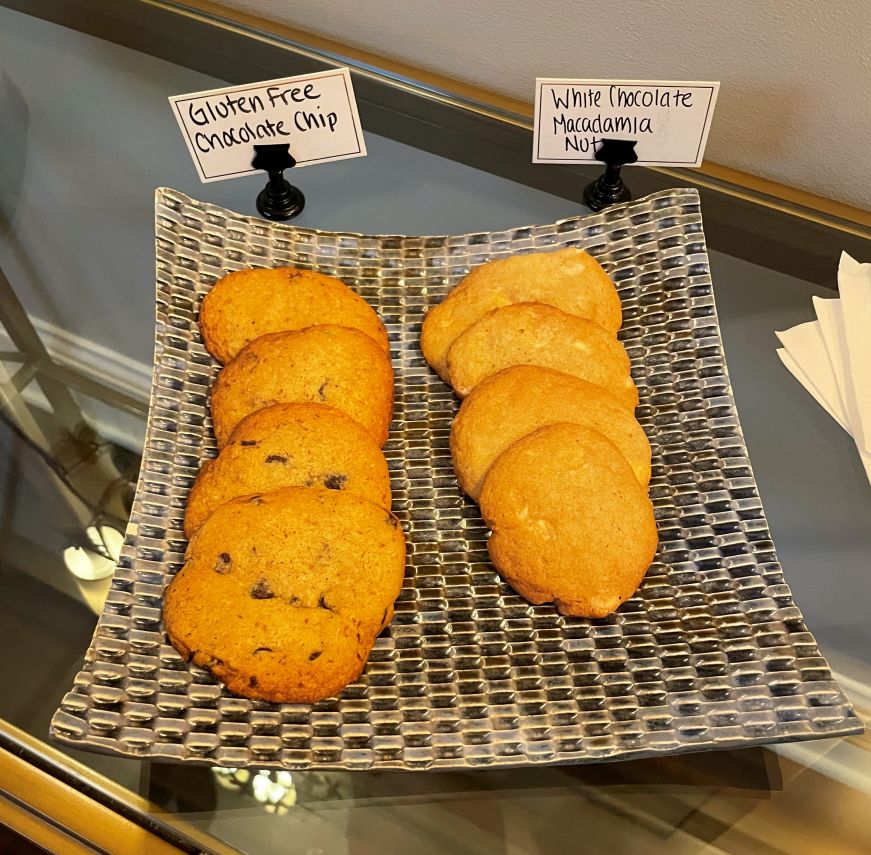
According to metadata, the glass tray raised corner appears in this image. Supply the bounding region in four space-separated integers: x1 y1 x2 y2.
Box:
50 187 863 771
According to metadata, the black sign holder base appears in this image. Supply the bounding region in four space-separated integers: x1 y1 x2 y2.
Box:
252 144 305 221
582 139 638 212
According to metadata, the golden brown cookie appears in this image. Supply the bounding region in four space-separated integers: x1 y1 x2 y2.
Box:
445 302 638 406
184 403 392 536
210 325 394 447
451 365 651 499
421 248 621 381
164 487 406 703
479 423 657 618
166 580 369 705
200 267 389 364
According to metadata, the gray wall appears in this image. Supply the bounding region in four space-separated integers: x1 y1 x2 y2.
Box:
221 0 871 209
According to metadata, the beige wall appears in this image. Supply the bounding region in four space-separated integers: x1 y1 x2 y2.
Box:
220 0 871 210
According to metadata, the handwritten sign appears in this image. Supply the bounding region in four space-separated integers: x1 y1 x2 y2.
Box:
533 79 719 167
169 68 367 183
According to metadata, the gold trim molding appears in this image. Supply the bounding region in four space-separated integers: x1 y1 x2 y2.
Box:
0 719 236 854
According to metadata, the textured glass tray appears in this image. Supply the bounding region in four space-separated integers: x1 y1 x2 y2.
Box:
50 187 863 770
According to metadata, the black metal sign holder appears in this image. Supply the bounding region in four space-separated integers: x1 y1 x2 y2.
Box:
251 144 305 221
582 139 638 212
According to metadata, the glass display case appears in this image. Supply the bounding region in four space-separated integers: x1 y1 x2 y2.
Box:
0 2 869 852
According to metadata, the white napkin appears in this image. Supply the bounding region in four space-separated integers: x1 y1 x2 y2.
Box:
775 252 871 486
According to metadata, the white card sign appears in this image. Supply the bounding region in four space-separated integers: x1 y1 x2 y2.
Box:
533 79 719 167
169 68 367 183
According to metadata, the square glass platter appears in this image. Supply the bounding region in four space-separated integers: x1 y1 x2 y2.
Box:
49 186 863 770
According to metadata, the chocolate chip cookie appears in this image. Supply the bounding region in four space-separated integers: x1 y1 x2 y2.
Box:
164 487 406 703
184 402 392 536
210 325 394 447
200 267 389 364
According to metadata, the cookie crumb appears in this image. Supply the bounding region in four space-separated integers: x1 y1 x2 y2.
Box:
214 553 232 574
317 380 329 400
265 454 288 464
239 439 258 447
248 495 264 504
318 594 333 611
323 473 348 490
249 676 258 687
253 646 273 654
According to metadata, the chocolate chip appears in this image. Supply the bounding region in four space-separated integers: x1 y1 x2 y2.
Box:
214 553 232 574
249 676 258 687
318 594 333 611
265 454 288 464
323 473 348 490
250 579 275 599
240 439 258 447
253 647 273 654
289 595 301 605
309 650 322 661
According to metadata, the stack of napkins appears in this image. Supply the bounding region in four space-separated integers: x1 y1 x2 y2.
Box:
776 252 871 486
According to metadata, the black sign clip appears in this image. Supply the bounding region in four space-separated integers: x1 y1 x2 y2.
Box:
582 139 637 212
251 144 305 221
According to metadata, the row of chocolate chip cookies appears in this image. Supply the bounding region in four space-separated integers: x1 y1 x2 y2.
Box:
164 267 406 704
422 248 658 618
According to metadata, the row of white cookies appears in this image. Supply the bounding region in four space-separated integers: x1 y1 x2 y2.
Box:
164 268 406 704
421 248 658 618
